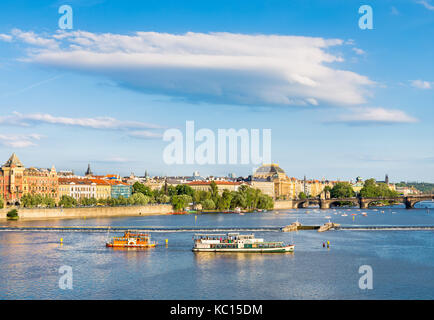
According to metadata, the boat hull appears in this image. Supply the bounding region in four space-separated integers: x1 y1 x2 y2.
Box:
193 245 294 253
106 243 156 248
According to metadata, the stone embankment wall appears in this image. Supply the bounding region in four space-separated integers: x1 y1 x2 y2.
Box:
0 204 173 220
273 200 295 210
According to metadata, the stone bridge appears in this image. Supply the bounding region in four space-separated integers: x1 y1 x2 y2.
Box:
289 194 434 209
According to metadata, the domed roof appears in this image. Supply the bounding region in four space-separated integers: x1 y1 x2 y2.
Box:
254 164 286 176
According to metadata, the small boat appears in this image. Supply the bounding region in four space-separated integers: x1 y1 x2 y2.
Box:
192 233 294 253
341 213 348 217
106 231 156 248
172 211 187 215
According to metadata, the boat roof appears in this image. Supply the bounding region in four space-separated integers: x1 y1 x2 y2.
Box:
194 233 255 237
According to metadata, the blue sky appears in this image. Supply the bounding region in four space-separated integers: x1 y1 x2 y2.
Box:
0 0 433 182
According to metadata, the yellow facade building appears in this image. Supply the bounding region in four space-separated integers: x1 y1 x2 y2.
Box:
253 164 300 199
89 179 112 199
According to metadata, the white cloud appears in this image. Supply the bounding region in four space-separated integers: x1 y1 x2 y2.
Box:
352 47 365 55
330 107 418 124
11 29 58 48
5 29 375 107
0 34 12 42
416 0 434 10
410 79 432 89
0 111 162 130
0 133 42 148
128 130 163 139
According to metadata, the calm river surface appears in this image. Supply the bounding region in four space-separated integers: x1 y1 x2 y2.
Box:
1 203 433 299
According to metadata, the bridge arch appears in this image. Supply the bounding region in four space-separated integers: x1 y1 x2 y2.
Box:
295 200 309 208
363 198 402 208
328 199 359 208
405 197 434 209
293 199 320 208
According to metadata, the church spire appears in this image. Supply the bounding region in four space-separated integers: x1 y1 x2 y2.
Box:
85 163 93 176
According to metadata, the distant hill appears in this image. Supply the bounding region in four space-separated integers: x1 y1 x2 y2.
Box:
396 182 434 194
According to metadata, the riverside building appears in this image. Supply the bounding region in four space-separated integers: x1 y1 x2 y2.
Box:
0 153 58 205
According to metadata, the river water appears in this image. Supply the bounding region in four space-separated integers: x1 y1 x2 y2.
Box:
1 203 433 299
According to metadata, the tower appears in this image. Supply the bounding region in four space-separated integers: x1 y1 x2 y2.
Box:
385 174 389 185
2 153 25 204
85 164 93 176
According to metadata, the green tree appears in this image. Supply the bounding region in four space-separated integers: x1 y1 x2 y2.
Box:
107 197 119 206
20 194 45 208
0 198 3 209
359 179 378 197
116 195 128 206
360 179 398 198
175 184 195 197
59 195 77 208
231 191 247 209
257 194 274 210
330 182 355 198
171 194 192 211
209 181 219 203
199 190 211 202
20 194 34 208
132 182 154 197
218 190 233 210
80 197 97 206
201 198 216 210
298 192 307 200
129 193 151 205
97 198 109 205
155 194 170 204
42 196 56 208
7 209 18 220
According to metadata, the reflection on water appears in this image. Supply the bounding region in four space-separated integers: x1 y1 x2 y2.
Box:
193 251 294 265
0 207 433 299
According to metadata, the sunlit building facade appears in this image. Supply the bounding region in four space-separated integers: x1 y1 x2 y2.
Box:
0 153 58 205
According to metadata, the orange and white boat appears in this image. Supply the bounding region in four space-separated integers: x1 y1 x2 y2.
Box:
106 231 156 248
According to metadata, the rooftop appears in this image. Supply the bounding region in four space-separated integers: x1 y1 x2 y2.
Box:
3 153 24 168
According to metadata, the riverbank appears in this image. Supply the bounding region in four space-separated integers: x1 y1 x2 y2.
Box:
0 204 173 221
